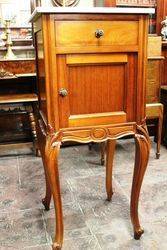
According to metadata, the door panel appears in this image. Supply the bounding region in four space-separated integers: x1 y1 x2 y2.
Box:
58 53 137 128
68 64 125 115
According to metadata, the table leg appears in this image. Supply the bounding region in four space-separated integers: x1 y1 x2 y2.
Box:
45 137 64 250
156 106 163 159
131 131 150 240
42 166 52 211
29 110 39 156
106 140 116 201
101 142 106 166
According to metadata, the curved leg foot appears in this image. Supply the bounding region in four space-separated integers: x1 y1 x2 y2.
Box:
134 229 144 240
52 242 62 250
156 152 160 159
45 136 63 249
42 194 51 211
106 140 116 201
131 126 150 240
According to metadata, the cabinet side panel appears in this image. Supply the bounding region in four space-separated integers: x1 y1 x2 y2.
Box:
35 30 48 122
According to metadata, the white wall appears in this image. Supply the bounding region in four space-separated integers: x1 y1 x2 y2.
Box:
0 0 30 26
78 0 94 7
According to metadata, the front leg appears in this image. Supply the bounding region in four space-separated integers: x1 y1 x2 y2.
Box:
131 128 150 240
45 136 64 250
106 140 116 201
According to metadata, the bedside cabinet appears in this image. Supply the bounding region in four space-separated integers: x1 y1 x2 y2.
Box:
31 7 154 249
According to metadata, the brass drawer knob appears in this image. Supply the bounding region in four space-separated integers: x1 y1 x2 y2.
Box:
95 29 104 38
59 88 68 97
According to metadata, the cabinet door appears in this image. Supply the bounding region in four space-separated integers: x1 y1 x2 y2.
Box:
57 53 137 128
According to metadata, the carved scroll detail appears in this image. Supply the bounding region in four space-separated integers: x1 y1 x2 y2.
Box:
47 123 136 146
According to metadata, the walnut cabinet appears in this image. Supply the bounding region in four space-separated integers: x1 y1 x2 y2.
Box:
31 7 154 249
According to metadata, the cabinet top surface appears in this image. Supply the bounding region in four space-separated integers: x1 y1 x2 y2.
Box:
30 7 155 22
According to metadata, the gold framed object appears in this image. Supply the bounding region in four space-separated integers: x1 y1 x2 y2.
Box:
52 0 80 7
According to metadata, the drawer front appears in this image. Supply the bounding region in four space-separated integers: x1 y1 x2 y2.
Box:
55 20 139 48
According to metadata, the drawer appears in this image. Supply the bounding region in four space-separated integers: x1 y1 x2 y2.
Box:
55 21 139 48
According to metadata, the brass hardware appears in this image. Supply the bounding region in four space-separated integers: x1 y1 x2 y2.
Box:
2 20 17 60
59 88 68 97
95 29 104 38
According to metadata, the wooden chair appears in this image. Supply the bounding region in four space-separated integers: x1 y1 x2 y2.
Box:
0 93 38 154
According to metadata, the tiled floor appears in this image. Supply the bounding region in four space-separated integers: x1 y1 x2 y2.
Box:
0 139 167 250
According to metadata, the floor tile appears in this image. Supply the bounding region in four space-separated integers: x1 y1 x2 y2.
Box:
0 158 19 189
0 140 166 250
43 202 91 241
0 209 49 249
18 156 45 187
63 236 101 250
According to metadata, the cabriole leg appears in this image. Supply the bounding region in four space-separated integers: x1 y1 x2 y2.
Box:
45 137 64 250
131 132 150 240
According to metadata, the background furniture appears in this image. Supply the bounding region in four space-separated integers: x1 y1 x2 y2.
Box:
162 41 167 86
160 86 167 146
100 35 164 162
146 35 164 158
32 7 153 249
161 41 167 146
146 103 163 158
0 13 38 154
0 59 38 153
0 26 34 59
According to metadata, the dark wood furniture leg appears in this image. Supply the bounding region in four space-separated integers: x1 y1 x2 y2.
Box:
45 135 63 250
156 106 163 159
130 128 150 240
29 110 39 155
146 103 163 159
101 142 106 166
106 140 116 201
